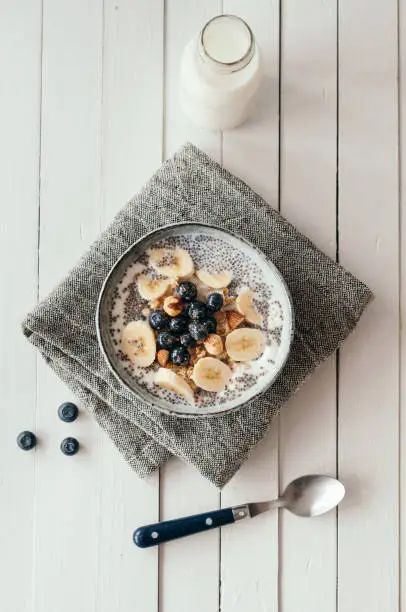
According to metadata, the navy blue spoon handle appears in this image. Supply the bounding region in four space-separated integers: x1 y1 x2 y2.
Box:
133 504 250 548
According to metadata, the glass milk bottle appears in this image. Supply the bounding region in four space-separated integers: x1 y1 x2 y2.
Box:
180 15 262 131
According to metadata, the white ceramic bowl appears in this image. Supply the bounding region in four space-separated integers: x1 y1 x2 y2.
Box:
96 222 294 418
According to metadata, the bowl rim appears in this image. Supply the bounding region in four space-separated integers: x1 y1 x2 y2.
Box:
96 221 295 419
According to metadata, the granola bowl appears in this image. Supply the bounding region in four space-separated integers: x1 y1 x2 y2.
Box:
96 223 294 418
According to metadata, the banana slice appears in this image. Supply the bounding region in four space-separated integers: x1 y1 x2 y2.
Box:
236 289 263 326
137 275 170 301
192 357 232 392
121 320 156 367
196 269 233 289
225 328 265 362
155 368 195 404
148 247 194 278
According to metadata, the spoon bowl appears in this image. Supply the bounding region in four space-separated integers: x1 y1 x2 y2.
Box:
283 474 345 517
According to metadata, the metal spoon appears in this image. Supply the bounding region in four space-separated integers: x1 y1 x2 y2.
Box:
133 474 345 548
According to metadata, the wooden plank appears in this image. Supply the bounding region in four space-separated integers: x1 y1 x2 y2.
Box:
220 2 280 611
160 3 221 612
278 0 338 610
32 1 160 610
399 1 405 610
96 2 164 611
338 1 399 611
101 0 166 212
32 2 105 610
0 2 42 611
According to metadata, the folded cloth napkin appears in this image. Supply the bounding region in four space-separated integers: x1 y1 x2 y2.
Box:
22 143 372 487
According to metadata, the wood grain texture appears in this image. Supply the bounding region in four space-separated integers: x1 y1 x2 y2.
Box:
400 0 405 609
33 2 105 611
96 2 164 610
160 3 221 611
338 0 400 610
220 1 280 611
0 2 42 611
278 0 338 609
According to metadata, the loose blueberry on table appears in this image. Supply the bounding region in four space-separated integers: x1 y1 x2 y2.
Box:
58 401 79 423
60 437 80 456
17 431 37 451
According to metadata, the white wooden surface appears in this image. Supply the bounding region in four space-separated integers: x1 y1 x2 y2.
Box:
0 1 403 611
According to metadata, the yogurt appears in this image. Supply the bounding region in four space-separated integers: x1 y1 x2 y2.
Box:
179 15 262 131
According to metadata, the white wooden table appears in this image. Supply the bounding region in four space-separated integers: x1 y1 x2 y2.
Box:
1 1 404 610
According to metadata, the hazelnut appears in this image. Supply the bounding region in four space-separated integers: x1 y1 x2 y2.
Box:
226 310 244 330
214 311 227 323
214 311 228 335
204 334 223 356
156 349 169 367
163 295 183 317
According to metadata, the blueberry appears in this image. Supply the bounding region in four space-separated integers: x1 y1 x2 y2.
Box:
157 331 178 350
206 292 224 312
17 431 36 451
183 302 192 318
180 332 197 348
189 321 209 341
176 281 197 302
60 437 80 456
148 309 170 330
170 345 190 366
169 315 189 335
204 316 217 334
58 402 78 423
188 300 207 321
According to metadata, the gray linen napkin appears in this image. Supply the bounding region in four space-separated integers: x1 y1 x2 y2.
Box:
22 143 372 487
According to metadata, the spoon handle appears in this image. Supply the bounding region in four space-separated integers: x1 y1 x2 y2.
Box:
133 504 250 548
